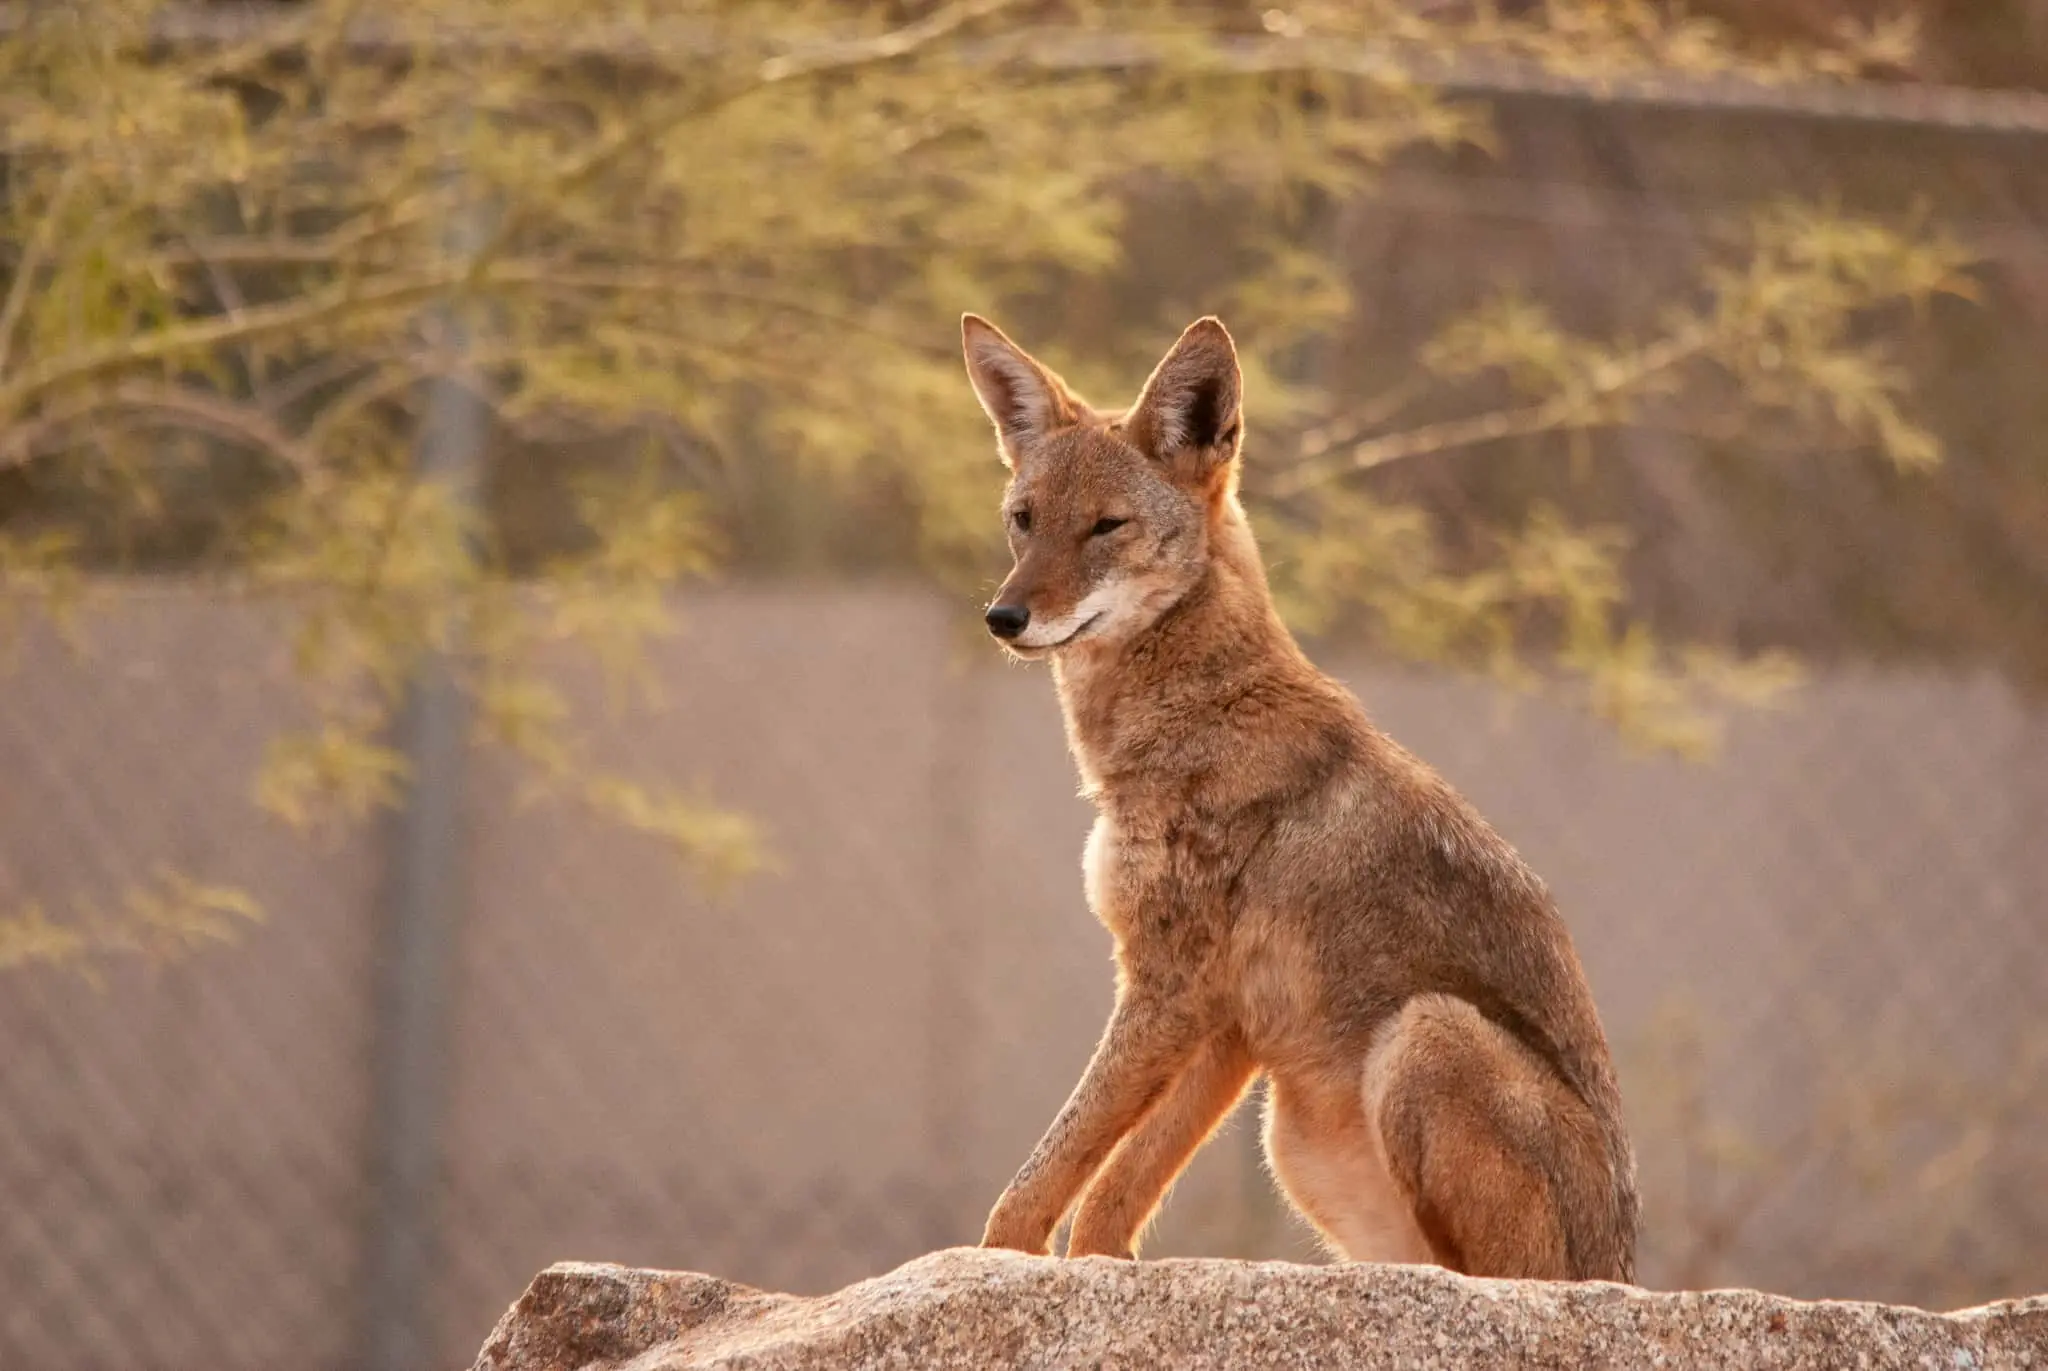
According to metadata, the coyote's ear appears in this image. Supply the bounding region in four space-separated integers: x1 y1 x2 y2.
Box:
1124 317 1242 480
962 314 1081 465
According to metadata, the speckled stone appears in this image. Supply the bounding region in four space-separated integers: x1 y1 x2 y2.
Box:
470 1247 2048 1371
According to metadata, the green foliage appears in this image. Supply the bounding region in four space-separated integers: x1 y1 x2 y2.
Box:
1261 202 1968 751
0 0 1969 964
0 872 262 974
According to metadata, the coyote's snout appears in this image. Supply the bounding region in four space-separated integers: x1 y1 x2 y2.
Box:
961 313 1639 1282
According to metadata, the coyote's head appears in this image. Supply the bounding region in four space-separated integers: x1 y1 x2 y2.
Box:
961 314 1244 659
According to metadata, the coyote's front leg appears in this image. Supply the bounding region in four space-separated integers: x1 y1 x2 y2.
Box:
1066 1034 1256 1258
982 994 1198 1255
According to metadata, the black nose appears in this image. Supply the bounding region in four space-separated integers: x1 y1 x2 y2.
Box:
985 604 1029 640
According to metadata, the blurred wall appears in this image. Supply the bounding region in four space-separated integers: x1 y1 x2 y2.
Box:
2 584 2044 1371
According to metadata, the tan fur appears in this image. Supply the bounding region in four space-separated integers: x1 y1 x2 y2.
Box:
962 314 1639 1282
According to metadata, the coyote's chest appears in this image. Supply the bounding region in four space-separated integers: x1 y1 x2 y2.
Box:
1081 801 1245 949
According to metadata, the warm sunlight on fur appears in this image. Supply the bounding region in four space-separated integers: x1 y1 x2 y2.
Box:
962 315 1639 1281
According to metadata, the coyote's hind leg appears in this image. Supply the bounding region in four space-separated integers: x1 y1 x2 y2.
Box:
1365 993 1624 1281
1262 1076 1435 1265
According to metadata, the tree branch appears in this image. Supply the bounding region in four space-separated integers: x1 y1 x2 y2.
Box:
486 263 955 360
0 380 325 482
0 163 83 380
147 206 437 271
460 0 1027 280
1295 374 1428 461
303 354 459 451
1262 324 1716 498
0 269 462 424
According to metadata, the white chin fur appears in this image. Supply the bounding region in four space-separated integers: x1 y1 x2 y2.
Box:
1013 580 1139 651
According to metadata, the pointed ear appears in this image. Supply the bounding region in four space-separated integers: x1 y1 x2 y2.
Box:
1123 317 1243 476
962 314 1081 465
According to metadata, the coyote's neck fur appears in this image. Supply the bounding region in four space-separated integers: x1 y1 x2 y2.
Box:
1053 496 1309 796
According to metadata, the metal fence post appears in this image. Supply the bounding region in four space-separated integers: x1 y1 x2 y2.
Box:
355 186 487 1371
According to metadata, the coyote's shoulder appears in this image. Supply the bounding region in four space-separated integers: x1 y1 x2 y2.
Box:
964 312 1637 1282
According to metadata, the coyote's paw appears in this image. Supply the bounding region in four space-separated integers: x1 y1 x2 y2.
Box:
1067 1201 1139 1260
980 1203 1054 1256
979 1235 1052 1256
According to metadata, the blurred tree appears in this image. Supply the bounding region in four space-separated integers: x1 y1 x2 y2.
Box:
0 0 1972 961
1686 0 2048 90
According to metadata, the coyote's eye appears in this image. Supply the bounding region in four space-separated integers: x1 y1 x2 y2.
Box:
1011 508 1032 534
1089 517 1128 538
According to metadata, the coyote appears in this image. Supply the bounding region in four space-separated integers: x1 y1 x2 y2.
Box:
960 313 1638 1281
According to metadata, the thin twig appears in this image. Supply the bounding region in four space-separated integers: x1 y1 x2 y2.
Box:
487 264 955 359
1262 323 1716 497
1295 374 1428 461
459 0 1027 281
0 380 326 483
0 163 83 380
263 352 381 416
0 269 461 422
147 210 429 270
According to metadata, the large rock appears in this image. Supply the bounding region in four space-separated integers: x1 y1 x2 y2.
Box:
471 1248 2047 1371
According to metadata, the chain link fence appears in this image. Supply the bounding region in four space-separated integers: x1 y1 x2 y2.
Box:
2 584 2045 1370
